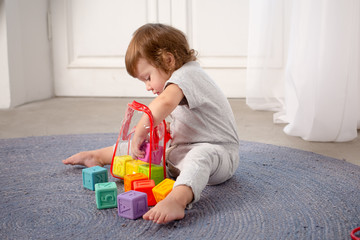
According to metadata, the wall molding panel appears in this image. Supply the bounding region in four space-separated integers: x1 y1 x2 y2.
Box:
51 0 250 97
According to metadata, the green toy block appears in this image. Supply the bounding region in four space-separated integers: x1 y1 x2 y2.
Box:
82 166 108 191
138 164 164 185
95 182 118 209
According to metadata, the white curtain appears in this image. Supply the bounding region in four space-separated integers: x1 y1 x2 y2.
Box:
247 0 360 142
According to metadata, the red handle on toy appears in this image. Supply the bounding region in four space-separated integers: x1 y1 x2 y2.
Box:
351 227 360 240
110 101 168 180
129 101 155 180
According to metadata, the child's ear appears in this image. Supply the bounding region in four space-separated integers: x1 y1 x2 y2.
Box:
165 52 176 71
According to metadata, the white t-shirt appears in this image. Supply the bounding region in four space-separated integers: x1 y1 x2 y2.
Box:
165 61 239 145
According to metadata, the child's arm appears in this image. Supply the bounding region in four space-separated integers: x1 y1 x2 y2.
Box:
131 83 183 159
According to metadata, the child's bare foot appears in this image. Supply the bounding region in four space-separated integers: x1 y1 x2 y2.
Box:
62 146 113 167
143 194 185 224
143 185 193 224
62 151 104 167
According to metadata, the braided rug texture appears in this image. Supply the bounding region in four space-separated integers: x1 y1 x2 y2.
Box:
0 133 359 240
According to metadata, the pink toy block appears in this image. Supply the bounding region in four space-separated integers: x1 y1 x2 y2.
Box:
133 179 156 206
138 143 163 165
117 190 148 220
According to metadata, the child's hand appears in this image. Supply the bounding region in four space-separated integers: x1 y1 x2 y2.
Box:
131 120 149 159
131 135 146 159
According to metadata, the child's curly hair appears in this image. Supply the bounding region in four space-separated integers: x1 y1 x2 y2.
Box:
125 23 197 78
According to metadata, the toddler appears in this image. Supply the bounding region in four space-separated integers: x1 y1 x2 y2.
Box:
63 23 240 224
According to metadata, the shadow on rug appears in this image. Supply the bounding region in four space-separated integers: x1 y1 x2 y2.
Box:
0 133 359 240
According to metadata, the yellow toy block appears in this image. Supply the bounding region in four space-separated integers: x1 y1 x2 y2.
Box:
112 155 133 178
124 173 148 192
126 160 147 175
152 178 175 203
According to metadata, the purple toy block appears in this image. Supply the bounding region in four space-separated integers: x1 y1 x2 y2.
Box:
138 143 163 165
117 190 148 220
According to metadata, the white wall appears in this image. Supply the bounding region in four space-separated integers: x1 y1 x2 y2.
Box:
0 0 53 109
51 0 249 98
1 0 250 109
0 0 11 108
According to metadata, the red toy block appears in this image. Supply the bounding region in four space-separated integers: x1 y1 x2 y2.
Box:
133 179 156 206
124 173 148 192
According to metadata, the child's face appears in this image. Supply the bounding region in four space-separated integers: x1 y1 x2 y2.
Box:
135 58 171 95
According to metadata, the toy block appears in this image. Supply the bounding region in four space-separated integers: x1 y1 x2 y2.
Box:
82 166 108 191
95 182 118 209
125 160 147 175
138 143 164 165
112 155 133 178
138 163 164 185
124 173 148 192
117 190 148 220
133 179 156 206
152 178 175 203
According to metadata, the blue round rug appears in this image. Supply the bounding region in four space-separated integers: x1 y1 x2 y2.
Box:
0 133 359 239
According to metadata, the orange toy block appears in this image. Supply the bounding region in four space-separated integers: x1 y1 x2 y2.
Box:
124 173 148 192
152 178 175 203
133 179 156 206
125 160 147 175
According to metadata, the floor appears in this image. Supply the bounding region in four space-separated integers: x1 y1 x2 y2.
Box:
0 97 359 166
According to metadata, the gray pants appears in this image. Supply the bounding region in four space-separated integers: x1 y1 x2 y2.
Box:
166 142 240 204
115 141 240 205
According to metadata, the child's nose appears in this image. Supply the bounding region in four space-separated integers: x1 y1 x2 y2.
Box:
146 82 152 91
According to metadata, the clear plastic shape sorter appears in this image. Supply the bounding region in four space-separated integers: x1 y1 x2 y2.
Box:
110 101 171 184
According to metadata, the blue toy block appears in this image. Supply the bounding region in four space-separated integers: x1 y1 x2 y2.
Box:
117 190 148 220
82 166 108 191
95 182 118 209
